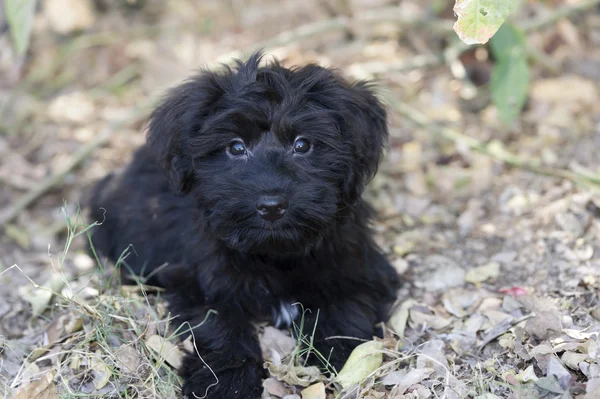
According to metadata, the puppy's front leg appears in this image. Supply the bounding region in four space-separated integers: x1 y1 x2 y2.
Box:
302 298 379 373
178 308 264 399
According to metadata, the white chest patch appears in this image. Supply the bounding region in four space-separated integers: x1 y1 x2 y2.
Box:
272 301 300 329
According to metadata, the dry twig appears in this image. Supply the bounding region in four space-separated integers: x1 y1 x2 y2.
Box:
387 98 600 191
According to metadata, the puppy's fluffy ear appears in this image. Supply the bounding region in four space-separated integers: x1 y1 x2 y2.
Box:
341 82 388 204
146 74 223 194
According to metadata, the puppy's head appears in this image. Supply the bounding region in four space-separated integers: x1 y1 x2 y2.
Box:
147 52 388 255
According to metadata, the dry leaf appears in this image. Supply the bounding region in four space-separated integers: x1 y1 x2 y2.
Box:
415 255 465 292
563 328 600 340
263 377 287 398
388 299 416 337
381 368 434 394
260 326 297 363
409 307 452 330
301 382 325 399
116 344 140 373
546 357 572 389
525 311 562 340
516 365 538 382
336 341 383 389
416 340 449 378
19 274 66 316
465 262 500 284
13 372 58 399
91 356 111 390
379 369 407 386
266 361 323 387
145 334 183 369
561 351 589 370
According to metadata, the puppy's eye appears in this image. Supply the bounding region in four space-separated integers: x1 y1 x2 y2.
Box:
293 138 311 154
228 140 247 156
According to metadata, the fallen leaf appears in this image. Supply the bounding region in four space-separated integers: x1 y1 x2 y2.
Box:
415 255 465 292
379 369 407 386
517 365 538 382
563 328 600 340
301 382 325 399
145 335 183 369
409 307 452 330
466 262 501 284
502 295 523 312
336 341 383 389
388 299 416 337
13 372 58 399
381 368 434 395
19 274 66 316
586 379 600 397
530 343 554 356
116 345 140 373
479 315 514 348
591 306 600 321
91 356 111 390
561 351 589 370
536 375 564 394
525 311 562 340
547 356 572 390
263 378 287 398
416 340 449 378
266 361 323 387
260 326 297 363
19 361 40 386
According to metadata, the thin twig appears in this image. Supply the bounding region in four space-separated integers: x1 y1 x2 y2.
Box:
0 101 154 227
387 97 600 190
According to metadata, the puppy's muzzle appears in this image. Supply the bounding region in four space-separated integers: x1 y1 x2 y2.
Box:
256 195 288 222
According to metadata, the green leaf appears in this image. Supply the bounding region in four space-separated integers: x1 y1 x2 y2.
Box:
5 0 37 55
490 24 530 125
335 341 383 389
453 0 519 45
490 23 527 61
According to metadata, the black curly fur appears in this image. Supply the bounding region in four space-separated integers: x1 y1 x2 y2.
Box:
86 52 400 399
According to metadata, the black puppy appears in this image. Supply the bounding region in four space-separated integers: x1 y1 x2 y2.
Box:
87 52 399 398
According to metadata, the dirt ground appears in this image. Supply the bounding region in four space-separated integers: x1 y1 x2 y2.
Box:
1 0 600 398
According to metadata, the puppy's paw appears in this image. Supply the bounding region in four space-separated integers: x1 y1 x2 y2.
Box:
181 353 264 399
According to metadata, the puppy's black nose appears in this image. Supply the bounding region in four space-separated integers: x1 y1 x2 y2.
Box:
256 195 288 222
